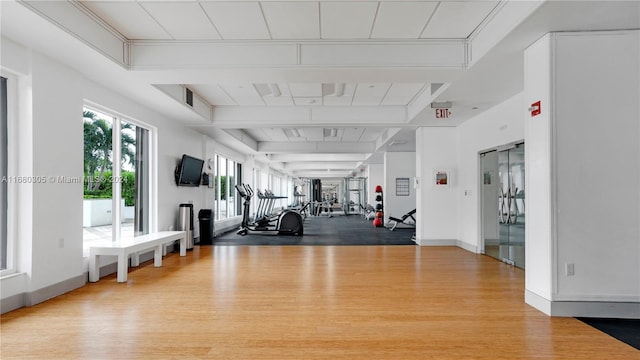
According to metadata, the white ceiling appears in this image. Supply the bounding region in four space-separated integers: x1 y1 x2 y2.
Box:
3 0 639 180
81 1 499 41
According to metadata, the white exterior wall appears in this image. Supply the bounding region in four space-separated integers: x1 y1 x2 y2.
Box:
524 31 640 317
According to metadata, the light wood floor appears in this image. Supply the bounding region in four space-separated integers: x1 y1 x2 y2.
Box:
1 246 636 359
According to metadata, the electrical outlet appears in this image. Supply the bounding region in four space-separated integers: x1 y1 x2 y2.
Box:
58 238 64 248
566 263 575 276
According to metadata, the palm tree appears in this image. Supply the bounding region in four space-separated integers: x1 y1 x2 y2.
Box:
83 110 136 192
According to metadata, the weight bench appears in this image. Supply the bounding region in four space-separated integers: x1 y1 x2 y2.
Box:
89 231 187 283
388 209 416 231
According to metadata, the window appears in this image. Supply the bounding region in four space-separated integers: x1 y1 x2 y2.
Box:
213 154 242 220
1 76 8 271
83 107 152 255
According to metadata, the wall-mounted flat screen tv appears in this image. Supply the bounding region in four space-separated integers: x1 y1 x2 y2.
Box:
175 154 204 187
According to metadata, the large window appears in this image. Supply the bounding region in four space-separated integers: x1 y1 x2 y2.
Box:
83 107 152 255
1 76 8 271
213 154 242 220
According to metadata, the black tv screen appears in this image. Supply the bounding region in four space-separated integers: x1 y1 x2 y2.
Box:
175 154 204 187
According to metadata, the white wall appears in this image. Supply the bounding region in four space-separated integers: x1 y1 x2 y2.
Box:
30 51 85 291
456 93 525 251
523 34 554 302
383 152 416 224
415 127 458 245
524 31 640 317
1 37 212 305
367 163 383 206
553 31 639 303
83 79 208 236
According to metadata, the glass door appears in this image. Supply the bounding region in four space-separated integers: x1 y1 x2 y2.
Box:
482 143 525 269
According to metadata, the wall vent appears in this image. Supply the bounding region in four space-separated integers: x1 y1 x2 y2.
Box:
185 87 193 107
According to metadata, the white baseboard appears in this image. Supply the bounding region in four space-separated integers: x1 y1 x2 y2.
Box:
413 238 478 254
456 240 478 253
526 290 640 318
2 274 87 314
414 238 457 246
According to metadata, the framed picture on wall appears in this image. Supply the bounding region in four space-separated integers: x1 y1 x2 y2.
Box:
433 169 450 188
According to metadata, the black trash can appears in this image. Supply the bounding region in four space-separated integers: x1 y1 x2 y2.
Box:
198 209 213 245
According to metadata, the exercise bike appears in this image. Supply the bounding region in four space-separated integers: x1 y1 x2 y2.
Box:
235 184 304 236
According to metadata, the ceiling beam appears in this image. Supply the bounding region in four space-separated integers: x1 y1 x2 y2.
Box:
292 170 352 178
259 141 375 154
282 162 360 170
131 40 466 70
211 106 409 128
269 153 369 162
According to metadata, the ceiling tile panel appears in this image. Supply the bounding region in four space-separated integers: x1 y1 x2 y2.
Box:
321 2 378 39
244 128 270 142
82 2 169 39
262 128 289 142
139 2 221 40
352 83 391 106
303 128 324 141
380 83 425 106
263 96 295 106
371 1 438 39
360 128 385 142
258 83 295 106
220 84 265 106
293 97 323 106
200 2 270 39
289 83 322 97
420 1 499 39
323 83 355 106
341 127 366 141
261 2 320 39
190 84 236 106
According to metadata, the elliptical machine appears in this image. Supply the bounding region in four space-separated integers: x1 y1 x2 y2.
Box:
235 184 304 236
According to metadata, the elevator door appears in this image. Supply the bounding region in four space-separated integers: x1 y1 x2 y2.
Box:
481 143 525 268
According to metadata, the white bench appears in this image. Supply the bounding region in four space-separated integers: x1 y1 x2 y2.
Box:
89 231 187 283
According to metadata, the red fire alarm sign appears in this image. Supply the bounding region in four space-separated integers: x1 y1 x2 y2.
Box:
529 101 541 117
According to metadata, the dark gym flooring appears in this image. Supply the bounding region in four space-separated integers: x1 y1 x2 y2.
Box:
211 213 416 246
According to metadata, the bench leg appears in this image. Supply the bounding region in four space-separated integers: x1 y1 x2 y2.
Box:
154 244 162 267
117 251 128 283
89 254 100 282
179 237 186 257
131 252 140 267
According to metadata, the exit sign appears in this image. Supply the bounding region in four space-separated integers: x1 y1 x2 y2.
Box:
435 109 451 118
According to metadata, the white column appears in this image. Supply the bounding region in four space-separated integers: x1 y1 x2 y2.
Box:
524 31 640 318
415 127 458 246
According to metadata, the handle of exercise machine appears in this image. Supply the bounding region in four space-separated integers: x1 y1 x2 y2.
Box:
244 184 254 197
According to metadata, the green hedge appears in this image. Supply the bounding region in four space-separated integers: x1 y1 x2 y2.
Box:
84 170 136 206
